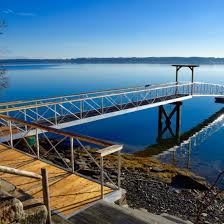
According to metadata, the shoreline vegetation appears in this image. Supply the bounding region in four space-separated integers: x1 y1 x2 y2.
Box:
14 138 224 223
3 57 224 65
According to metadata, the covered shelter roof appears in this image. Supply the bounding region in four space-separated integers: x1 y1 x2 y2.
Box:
172 64 199 67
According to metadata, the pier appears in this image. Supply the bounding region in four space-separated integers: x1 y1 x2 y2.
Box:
0 64 224 223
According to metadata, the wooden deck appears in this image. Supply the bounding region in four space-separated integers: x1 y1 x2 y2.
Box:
0 144 112 217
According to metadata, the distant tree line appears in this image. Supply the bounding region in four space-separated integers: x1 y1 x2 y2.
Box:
2 57 224 65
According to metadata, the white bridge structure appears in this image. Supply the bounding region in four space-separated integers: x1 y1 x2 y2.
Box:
0 81 223 142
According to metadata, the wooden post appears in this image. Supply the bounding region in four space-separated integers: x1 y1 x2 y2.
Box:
191 66 194 83
117 150 121 190
36 128 40 159
70 137 75 173
100 156 104 199
176 66 179 83
41 168 52 224
191 66 194 95
175 66 181 95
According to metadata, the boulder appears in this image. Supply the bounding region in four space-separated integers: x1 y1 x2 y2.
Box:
151 167 166 172
0 191 47 224
20 198 47 224
171 174 209 191
0 194 25 224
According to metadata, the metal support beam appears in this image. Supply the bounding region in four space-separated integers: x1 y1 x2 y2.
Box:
9 121 13 148
70 137 75 173
36 128 40 159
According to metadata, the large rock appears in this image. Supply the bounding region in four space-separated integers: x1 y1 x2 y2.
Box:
171 174 209 191
20 198 47 224
0 190 47 224
0 194 25 224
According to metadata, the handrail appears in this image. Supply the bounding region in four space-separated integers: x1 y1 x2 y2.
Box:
0 165 52 224
0 114 112 147
0 82 179 107
0 113 123 198
96 145 122 198
0 82 192 113
0 82 223 111
0 165 42 179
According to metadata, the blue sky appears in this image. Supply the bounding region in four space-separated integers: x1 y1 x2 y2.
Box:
0 0 224 58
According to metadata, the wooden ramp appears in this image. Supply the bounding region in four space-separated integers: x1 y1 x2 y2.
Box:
69 201 190 224
0 144 112 217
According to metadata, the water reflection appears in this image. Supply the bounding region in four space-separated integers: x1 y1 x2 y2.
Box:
0 66 8 90
135 107 224 160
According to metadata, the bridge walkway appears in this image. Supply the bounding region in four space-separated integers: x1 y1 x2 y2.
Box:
37 94 188 128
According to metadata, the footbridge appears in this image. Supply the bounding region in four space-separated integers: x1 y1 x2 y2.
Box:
0 64 224 222
0 64 223 143
0 82 223 132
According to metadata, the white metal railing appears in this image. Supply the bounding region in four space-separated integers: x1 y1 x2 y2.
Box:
0 82 195 126
0 114 122 199
0 81 179 108
0 82 222 129
193 82 224 96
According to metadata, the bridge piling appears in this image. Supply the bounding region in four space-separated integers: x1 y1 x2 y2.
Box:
157 102 182 143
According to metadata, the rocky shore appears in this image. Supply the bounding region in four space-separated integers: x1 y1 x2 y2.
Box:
17 138 224 224
73 150 224 223
121 171 224 224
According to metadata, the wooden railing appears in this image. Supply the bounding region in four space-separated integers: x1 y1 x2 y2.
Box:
0 114 123 199
0 166 52 224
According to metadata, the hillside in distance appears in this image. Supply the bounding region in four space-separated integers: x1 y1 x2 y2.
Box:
2 57 224 64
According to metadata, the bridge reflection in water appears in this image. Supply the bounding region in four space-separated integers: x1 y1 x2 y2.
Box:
135 107 224 169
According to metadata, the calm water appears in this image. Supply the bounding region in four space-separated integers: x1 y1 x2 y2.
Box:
1 63 224 184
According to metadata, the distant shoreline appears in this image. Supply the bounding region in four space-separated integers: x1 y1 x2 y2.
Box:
2 57 224 65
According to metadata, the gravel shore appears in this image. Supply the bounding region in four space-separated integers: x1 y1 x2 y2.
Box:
121 170 224 224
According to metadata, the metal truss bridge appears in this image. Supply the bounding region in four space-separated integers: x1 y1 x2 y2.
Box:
0 82 223 133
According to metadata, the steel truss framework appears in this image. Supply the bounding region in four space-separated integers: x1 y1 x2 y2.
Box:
0 82 223 131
